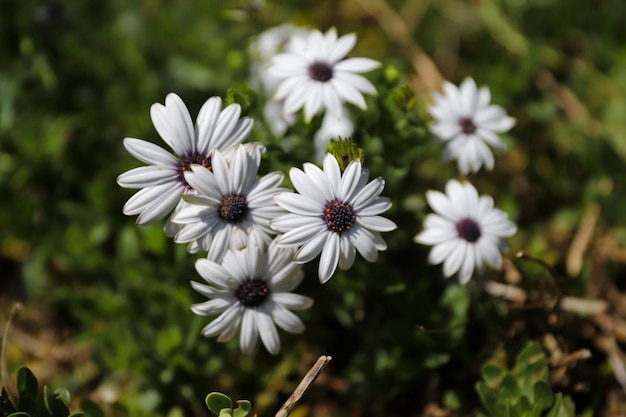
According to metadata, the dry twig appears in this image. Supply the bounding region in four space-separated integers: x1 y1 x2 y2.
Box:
275 355 332 417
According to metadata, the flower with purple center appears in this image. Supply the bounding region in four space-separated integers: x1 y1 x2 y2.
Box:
171 146 287 262
414 179 517 284
268 27 380 122
116 93 257 225
190 238 313 355
429 78 515 175
271 154 397 284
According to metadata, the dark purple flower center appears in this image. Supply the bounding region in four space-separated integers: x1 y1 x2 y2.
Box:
178 153 212 189
308 61 334 82
219 194 249 224
323 198 356 234
456 217 481 242
459 117 476 135
235 277 270 308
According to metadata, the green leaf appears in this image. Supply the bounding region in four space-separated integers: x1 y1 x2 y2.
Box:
205 392 232 416
475 382 498 415
544 394 575 417
233 400 252 417
43 386 70 417
8 412 31 417
481 363 507 388
532 381 553 410
16 367 38 416
499 375 522 402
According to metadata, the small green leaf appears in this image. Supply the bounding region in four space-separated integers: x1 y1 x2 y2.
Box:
499 375 521 401
43 386 70 417
544 394 575 417
16 367 38 416
532 381 553 410
481 363 507 388
475 382 498 415
8 412 31 417
233 400 252 417
205 392 232 416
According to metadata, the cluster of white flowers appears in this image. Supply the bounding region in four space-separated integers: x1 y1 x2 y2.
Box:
117 25 518 354
414 78 518 283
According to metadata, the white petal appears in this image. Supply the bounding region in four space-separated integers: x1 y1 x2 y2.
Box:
123 138 178 166
195 96 222 153
328 32 356 62
272 293 314 310
274 193 321 216
201 304 242 337
358 215 397 232
318 232 340 283
443 240 468 278
352 177 384 210
294 231 328 263
240 309 259 354
276 224 325 247
256 308 281 355
191 298 232 315
271 305 305 333
117 166 177 188
349 225 379 262
334 58 381 73
338 236 356 270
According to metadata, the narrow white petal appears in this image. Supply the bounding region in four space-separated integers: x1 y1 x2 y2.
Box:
338 159 362 200
256 308 281 355
201 304 242 337
318 232 340 283
443 240 467 278
303 162 336 201
117 166 177 188
123 138 179 165
271 305 306 333
331 78 367 109
338 236 356 270
274 193 321 216
191 298 232 315
334 72 377 95
352 177 384 210
358 215 397 232
294 231 328 263
240 309 259 354
195 96 222 152
328 32 356 62
427 240 459 265
426 190 459 221
334 58 381 73
349 225 379 262
357 197 392 216
323 154 342 195
272 293 314 310
276 224 324 247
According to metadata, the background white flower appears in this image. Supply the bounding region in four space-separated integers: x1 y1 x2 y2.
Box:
429 78 515 175
272 154 396 284
249 24 309 137
268 27 380 122
171 146 286 262
414 179 517 284
314 106 354 160
117 93 254 225
190 239 313 355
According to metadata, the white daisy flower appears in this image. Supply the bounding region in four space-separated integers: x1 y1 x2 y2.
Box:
117 93 256 225
191 238 313 355
249 24 309 137
414 179 517 284
271 154 397 284
171 146 286 262
268 27 380 122
429 78 515 175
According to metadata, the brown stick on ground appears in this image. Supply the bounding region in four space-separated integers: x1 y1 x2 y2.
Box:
275 355 332 417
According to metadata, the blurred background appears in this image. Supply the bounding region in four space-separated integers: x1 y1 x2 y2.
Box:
2 0 626 416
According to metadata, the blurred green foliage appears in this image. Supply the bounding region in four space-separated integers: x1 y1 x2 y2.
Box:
1 0 626 416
